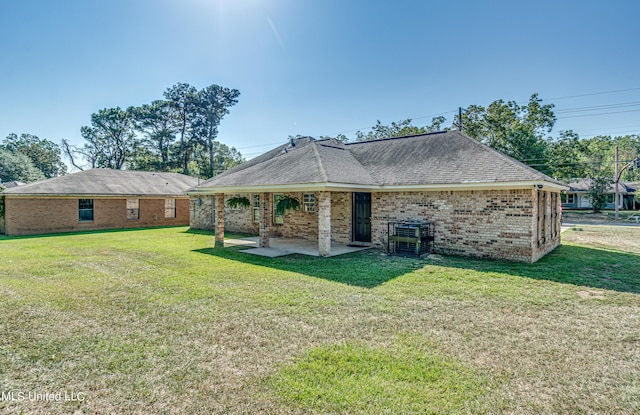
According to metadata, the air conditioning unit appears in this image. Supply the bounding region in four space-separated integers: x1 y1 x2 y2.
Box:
387 220 434 258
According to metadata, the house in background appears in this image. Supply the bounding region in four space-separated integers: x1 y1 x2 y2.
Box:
1 169 198 236
1 181 25 189
189 131 567 263
561 179 637 210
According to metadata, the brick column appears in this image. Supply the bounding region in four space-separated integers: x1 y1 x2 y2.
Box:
215 193 225 248
318 191 331 256
259 192 271 248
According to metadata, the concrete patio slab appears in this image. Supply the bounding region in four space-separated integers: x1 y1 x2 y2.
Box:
224 236 371 257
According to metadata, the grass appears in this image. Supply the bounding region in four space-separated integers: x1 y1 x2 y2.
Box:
564 209 640 222
0 225 639 414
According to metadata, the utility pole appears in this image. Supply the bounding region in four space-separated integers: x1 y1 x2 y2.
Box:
458 107 463 131
615 146 619 221
614 149 640 221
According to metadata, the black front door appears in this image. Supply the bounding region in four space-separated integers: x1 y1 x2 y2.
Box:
353 192 372 242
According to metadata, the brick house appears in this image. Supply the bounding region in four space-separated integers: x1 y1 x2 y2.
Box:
188 131 568 262
1 169 197 236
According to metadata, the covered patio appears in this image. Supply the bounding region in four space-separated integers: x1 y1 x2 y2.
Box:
212 190 351 257
223 235 371 258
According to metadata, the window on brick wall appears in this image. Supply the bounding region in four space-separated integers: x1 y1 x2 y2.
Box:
79 199 94 222
303 193 316 212
253 194 260 222
126 199 139 220
551 192 558 238
165 198 176 218
537 191 547 246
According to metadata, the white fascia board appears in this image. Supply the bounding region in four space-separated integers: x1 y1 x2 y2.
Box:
188 180 568 195
376 181 569 192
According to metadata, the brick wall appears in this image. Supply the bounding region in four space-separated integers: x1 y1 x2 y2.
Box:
189 195 215 230
193 192 352 242
0 196 5 234
4 197 190 236
190 189 560 262
373 189 560 262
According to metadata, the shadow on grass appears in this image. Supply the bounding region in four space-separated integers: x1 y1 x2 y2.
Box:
192 246 424 289
439 244 640 295
0 225 189 240
194 243 640 294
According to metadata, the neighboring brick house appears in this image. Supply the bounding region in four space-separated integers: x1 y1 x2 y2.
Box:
1 169 198 236
188 132 568 262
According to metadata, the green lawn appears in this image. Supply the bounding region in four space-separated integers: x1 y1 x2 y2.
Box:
1 226 639 414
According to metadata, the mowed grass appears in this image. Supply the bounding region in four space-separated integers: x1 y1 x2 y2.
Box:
0 225 639 414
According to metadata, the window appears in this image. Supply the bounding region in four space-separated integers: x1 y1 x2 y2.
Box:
551 192 559 238
165 198 176 218
79 199 94 222
273 194 284 224
605 194 615 204
126 199 139 220
537 190 547 247
253 194 260 222
561 193 575 204
303 193 316 212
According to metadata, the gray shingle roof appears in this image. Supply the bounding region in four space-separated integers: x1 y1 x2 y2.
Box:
567 179 636 194
193 131 565 191
3 169 198 196
2 181 25 188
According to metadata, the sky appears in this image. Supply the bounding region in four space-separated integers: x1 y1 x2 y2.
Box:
1 0 640 163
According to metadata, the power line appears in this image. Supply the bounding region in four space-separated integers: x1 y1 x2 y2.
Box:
554 101 640 114
543 87 640 102
556 108 640 120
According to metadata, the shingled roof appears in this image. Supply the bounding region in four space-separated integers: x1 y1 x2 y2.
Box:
3 169 198 197
567 178 636 194
191 131 566 193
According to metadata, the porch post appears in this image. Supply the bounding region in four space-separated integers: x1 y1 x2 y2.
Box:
215 193 225 248
318 191 331 256
259 192 271 248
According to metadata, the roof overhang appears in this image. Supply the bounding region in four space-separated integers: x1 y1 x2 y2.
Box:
186 180 569 195
2 194 190 199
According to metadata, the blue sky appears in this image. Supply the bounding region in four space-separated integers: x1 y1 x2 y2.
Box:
1 0 639 161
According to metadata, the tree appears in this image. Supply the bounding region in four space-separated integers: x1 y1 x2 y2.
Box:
0 150 46 183
353 116 447 142
164 83 198 174
547 130 586 180
580 136 615 212
587 176 612 213
192 85 241 177
457 94 555 174
66 107 139 170
614 134 640 182
2 133 66 178
130 100 179 171
191 141 243 178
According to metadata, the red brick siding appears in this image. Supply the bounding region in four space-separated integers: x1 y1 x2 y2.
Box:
4 197 190 236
